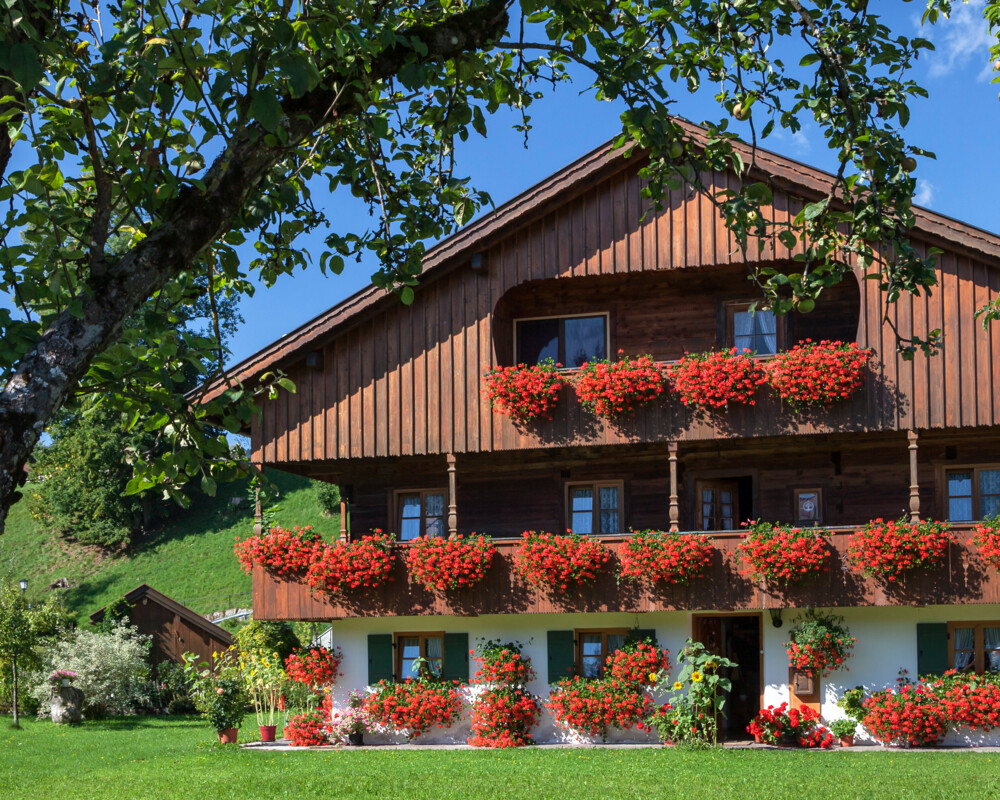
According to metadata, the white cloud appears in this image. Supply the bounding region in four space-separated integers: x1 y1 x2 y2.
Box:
768 121 814 157
922 0 996 81
914 179 935 207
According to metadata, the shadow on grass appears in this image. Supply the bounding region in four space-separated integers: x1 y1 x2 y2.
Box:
78 715 206 731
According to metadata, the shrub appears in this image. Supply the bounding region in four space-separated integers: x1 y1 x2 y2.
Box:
315 482 341 515
234 620 301 663
668 348 767 409
366 677 463 740
406 534 497 592
233 525 321 577
785 610 855 677
482 359 566 424
183 649 250 732
574 352 666 418
618 530 714 586
847 518 952 582
306 531 396 592
862 683 947 747
738 521 831 585
285 709 330 746
513 531 612 592
764 339 871 410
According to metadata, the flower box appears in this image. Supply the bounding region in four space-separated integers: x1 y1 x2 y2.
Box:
574 351 666 418
482 360 566 424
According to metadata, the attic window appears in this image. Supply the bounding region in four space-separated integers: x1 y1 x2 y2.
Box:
514 314 608 368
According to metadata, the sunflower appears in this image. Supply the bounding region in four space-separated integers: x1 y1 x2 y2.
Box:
691 671 703 682
673 681 684 690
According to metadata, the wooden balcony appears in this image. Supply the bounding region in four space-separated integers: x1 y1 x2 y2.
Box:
252 524 999 621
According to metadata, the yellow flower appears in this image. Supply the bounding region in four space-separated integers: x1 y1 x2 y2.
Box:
691 671 703 683
648 673 658 683
706 661 717 670
673 681 684 691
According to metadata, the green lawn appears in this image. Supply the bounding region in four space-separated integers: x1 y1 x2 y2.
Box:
2 716 999 800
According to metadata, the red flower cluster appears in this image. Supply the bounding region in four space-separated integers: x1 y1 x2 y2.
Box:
738 522 831 585
513 531 612 592
574 351 666 418
606 642 671 687
547 676 653 739
785 611 855 677
747 703 833 748
862 684 948 747
305 531 395 593
668 348 767 409
786 640 852 676
764 339 871 410
473 642 536 686
847 518 952 582
405 534 497 592
934 677 1000 732
482 360 565 424
618 530 714 586
469 687 541 748
284 709 329 747
973 519 1000 571
284 646 342 688
233 525 320 576
366 678 463 740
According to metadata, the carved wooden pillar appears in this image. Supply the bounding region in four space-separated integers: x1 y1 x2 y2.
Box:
668 442 680 532
253 487 263 537
339 498 349 541
908 430 921 523
447 453 458 536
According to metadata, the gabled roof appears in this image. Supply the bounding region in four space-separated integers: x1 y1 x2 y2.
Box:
89 583 235 646
198 119 1000 404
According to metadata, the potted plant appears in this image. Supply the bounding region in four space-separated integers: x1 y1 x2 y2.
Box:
574 351 667 418
513 531 612 593
738 521 831 586
847 518 952 583
482 359 566 424
49 669 78 688
406 534 498 592
240 651 287 742
184 650 249 744
668 347 767 409
305 530 396 593
785 610 856 677
764 339 871 410
830 717 857 747
285 645 343 690
972 516 1000 570
618 530 715 587
328 691 372 746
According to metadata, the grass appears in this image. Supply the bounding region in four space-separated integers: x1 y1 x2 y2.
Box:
2 716 1000 800
0 470 339 618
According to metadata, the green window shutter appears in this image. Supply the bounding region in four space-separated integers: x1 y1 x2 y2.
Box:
916 623 949 677
626 628 658 647
442 632 469 683
547 630 576 683
368 634 394 685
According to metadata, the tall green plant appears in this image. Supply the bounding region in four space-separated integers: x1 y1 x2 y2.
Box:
0 582 34 728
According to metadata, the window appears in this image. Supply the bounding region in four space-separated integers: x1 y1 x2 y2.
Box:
948 621 1000 674
396 633 444 679
794 488 823 525
515 314 608 368
397 490 446 541
945 467 1000 521
698 480 738 531
727 303 779 356
566 482 623 535
577 629 627 678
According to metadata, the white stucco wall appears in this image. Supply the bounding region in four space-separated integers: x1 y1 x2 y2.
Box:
316 604 1000 746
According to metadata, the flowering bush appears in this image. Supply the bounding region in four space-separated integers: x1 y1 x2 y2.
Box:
482 359 566 424
972 518 1000 570
285 709 330 746
305 531 395 592
606 641 671 687
785 611 855 677
862 683 948 747
469 687 541 748
234 525 320 576
765 339 871 410
406 534 497 592
513 531 612 592
473 640 536 686
546 676 652 739
748 703 833 748
668 348 767 409
737 521 831 585
366 678 463 740
847 518 952 582
649 639 735 746
574 351 666 418
284 646 342 689
618 530 714 586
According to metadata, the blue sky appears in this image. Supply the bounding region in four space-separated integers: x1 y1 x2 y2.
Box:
229 2 1000 366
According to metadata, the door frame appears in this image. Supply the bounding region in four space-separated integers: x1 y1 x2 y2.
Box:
690 612 765 717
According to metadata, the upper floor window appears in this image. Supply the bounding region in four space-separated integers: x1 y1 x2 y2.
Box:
397 490 446 541
578 629 627 678
567 481 622 535
946 467 1000 521
515 314 608 368
698 479 738 531
727 303 779 356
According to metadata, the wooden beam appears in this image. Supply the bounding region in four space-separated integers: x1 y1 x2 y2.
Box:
908 430 921 523
253 488 263 537
447 453 458 536
339 499 349 541
668 442 679 532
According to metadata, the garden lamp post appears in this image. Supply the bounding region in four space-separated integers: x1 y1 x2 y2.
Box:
18 578 27 594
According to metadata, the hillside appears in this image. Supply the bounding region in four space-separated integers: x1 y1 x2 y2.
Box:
0 470 340 618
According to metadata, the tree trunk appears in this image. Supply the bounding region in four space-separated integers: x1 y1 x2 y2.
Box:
11 656 19 728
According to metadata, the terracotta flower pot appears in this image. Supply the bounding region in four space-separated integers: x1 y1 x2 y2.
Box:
347 732 365 747
217 728 238 744
260 725 277 743
839 734 855 748
754 732 763 744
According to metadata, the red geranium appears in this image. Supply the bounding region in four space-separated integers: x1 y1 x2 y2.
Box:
513 531 612 592
473 640 536 686
738 521 831 585
406 534 497 592
619 531 714 586
668 348 767 409
482 359 566 424
305 531 395 592
606 641 671 687
233 525 320 576
765 339 872 410
547 676 653 739
284 646 342 688
847 518 952 582
973 519 1000 570
469 687 541 748
862 683 947 747
784 611 855 677
284 709 329 747
574 351 667 418
931 673 1000 732
366 678 463 740
747 703 833 748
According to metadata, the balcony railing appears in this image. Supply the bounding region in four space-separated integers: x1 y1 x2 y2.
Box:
252 524 997 621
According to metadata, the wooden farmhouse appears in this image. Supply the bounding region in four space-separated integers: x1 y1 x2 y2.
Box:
202 130 1000 744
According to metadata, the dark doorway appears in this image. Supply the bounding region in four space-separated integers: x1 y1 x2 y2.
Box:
692 614 762 741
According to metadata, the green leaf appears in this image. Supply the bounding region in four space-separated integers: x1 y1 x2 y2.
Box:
200 475 217 497
9 42 43 90
276 377 296 393
250 90 283 132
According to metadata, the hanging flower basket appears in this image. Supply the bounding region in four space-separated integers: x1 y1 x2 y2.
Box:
785 610 856 677
668 348 767 409
737 521 831 586
574 351 667 418
513 531 612 592
972 519 1000 570
846 518 952 583
284 646 343 689
765 339 872 410
305 531 395 592
234 525 321 577
405 534 498 592
618 530 714 586
482 359 566 424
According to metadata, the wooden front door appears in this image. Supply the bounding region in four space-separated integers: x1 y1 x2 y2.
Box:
697 480 738 531
692 614 763 741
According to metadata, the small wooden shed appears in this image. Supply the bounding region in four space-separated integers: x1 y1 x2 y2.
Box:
89 584 234 672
